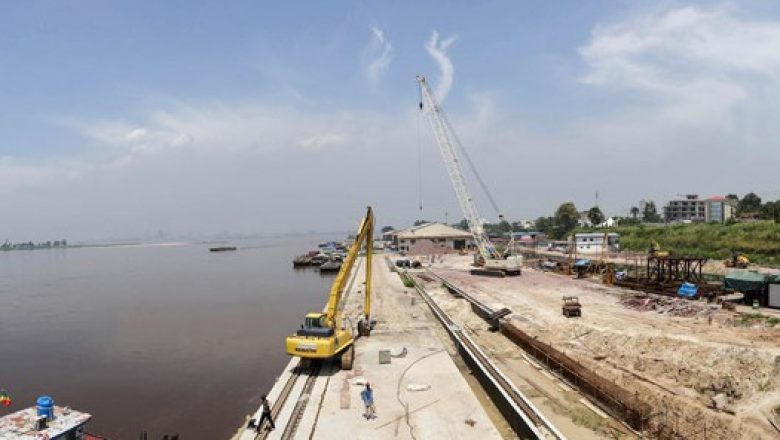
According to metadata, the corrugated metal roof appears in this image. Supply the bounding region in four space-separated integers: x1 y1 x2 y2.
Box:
396 223 472 240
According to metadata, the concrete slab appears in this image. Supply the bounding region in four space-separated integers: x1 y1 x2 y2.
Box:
307 255 503 439
234 254 503 440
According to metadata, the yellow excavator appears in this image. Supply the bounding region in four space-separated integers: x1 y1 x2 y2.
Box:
285 206 374 370
725 252 750 268
648 240 669 258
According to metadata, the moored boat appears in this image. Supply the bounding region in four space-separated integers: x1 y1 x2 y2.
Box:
319 260 342 272
209 246 237 252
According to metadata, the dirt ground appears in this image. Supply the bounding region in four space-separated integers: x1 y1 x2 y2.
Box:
427 255 780 439
416 277 638 439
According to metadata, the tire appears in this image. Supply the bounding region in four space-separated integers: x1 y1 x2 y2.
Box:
340 344 354 370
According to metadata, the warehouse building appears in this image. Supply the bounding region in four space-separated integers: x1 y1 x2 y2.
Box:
395 223 474 253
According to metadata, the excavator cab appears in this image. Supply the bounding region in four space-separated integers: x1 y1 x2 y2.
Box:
296 313 334 337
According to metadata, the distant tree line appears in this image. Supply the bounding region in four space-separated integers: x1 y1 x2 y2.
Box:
407 191 780 243
728 192 780 222
1 239 68 251
531 191 780 241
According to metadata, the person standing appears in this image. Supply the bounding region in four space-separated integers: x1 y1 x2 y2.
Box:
257 394 275 432
360 382 376 420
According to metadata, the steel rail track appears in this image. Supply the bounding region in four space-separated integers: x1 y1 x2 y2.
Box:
279 361 323 439
255 256 366 439
408 271 565 440
255 362 304 439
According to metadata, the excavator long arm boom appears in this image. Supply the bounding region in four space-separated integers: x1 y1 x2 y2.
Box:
324 206 374 327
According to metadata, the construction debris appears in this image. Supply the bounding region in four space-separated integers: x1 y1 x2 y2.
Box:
619 294 712 317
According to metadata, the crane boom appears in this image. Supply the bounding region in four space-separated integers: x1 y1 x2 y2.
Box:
416 75 499 260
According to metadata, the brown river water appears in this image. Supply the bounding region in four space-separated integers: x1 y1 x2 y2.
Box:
0 238 335 439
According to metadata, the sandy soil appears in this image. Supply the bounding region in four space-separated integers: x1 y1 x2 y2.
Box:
416 276 638 439
427 255 780 439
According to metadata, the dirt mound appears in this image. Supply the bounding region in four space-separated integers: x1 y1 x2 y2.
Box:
567 328 780 407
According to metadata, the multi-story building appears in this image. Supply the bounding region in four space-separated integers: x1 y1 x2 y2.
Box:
704 196 736 222
663 194 705 223
664 194 736 223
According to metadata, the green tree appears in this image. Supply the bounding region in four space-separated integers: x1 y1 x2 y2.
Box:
413 219 430 226
630 206 640 219
454 218 469 230
587 206 605 226
760 201 780 223
726 194 739 203
553 202 579 239
534 217 554 236
618 217 641 226
738 192 762 214
642 201 662 223
380 226 394 233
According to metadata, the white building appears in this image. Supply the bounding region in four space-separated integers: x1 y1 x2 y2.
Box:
573 232 620 254
396 223 474 253
597 217 617 228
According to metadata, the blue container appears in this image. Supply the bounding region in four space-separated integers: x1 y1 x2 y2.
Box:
36 396 54 419
677 282 698 298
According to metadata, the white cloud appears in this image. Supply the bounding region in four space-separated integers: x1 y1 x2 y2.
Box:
364 26 394 83
425 30 457 101
579 4 780 126
298 134 346 150
0 96 516 239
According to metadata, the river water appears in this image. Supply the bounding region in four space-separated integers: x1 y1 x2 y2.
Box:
0 237 335 439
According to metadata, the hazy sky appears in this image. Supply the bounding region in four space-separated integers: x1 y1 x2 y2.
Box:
3 1 780 241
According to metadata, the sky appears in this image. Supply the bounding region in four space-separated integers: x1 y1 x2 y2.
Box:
3 1 780 241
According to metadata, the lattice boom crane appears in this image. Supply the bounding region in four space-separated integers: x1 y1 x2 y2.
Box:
416 75 521 275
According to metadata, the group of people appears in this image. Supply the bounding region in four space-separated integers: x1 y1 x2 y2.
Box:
250 383 377 433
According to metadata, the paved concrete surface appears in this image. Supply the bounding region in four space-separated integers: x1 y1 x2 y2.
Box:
232 254 503 440
309 255 503 439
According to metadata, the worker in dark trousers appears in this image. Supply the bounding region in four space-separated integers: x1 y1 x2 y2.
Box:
256 394 275 432
361 382 376 420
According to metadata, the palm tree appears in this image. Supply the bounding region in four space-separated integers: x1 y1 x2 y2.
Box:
630 206 640 219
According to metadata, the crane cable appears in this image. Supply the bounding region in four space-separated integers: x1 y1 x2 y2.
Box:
417 95 423 212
